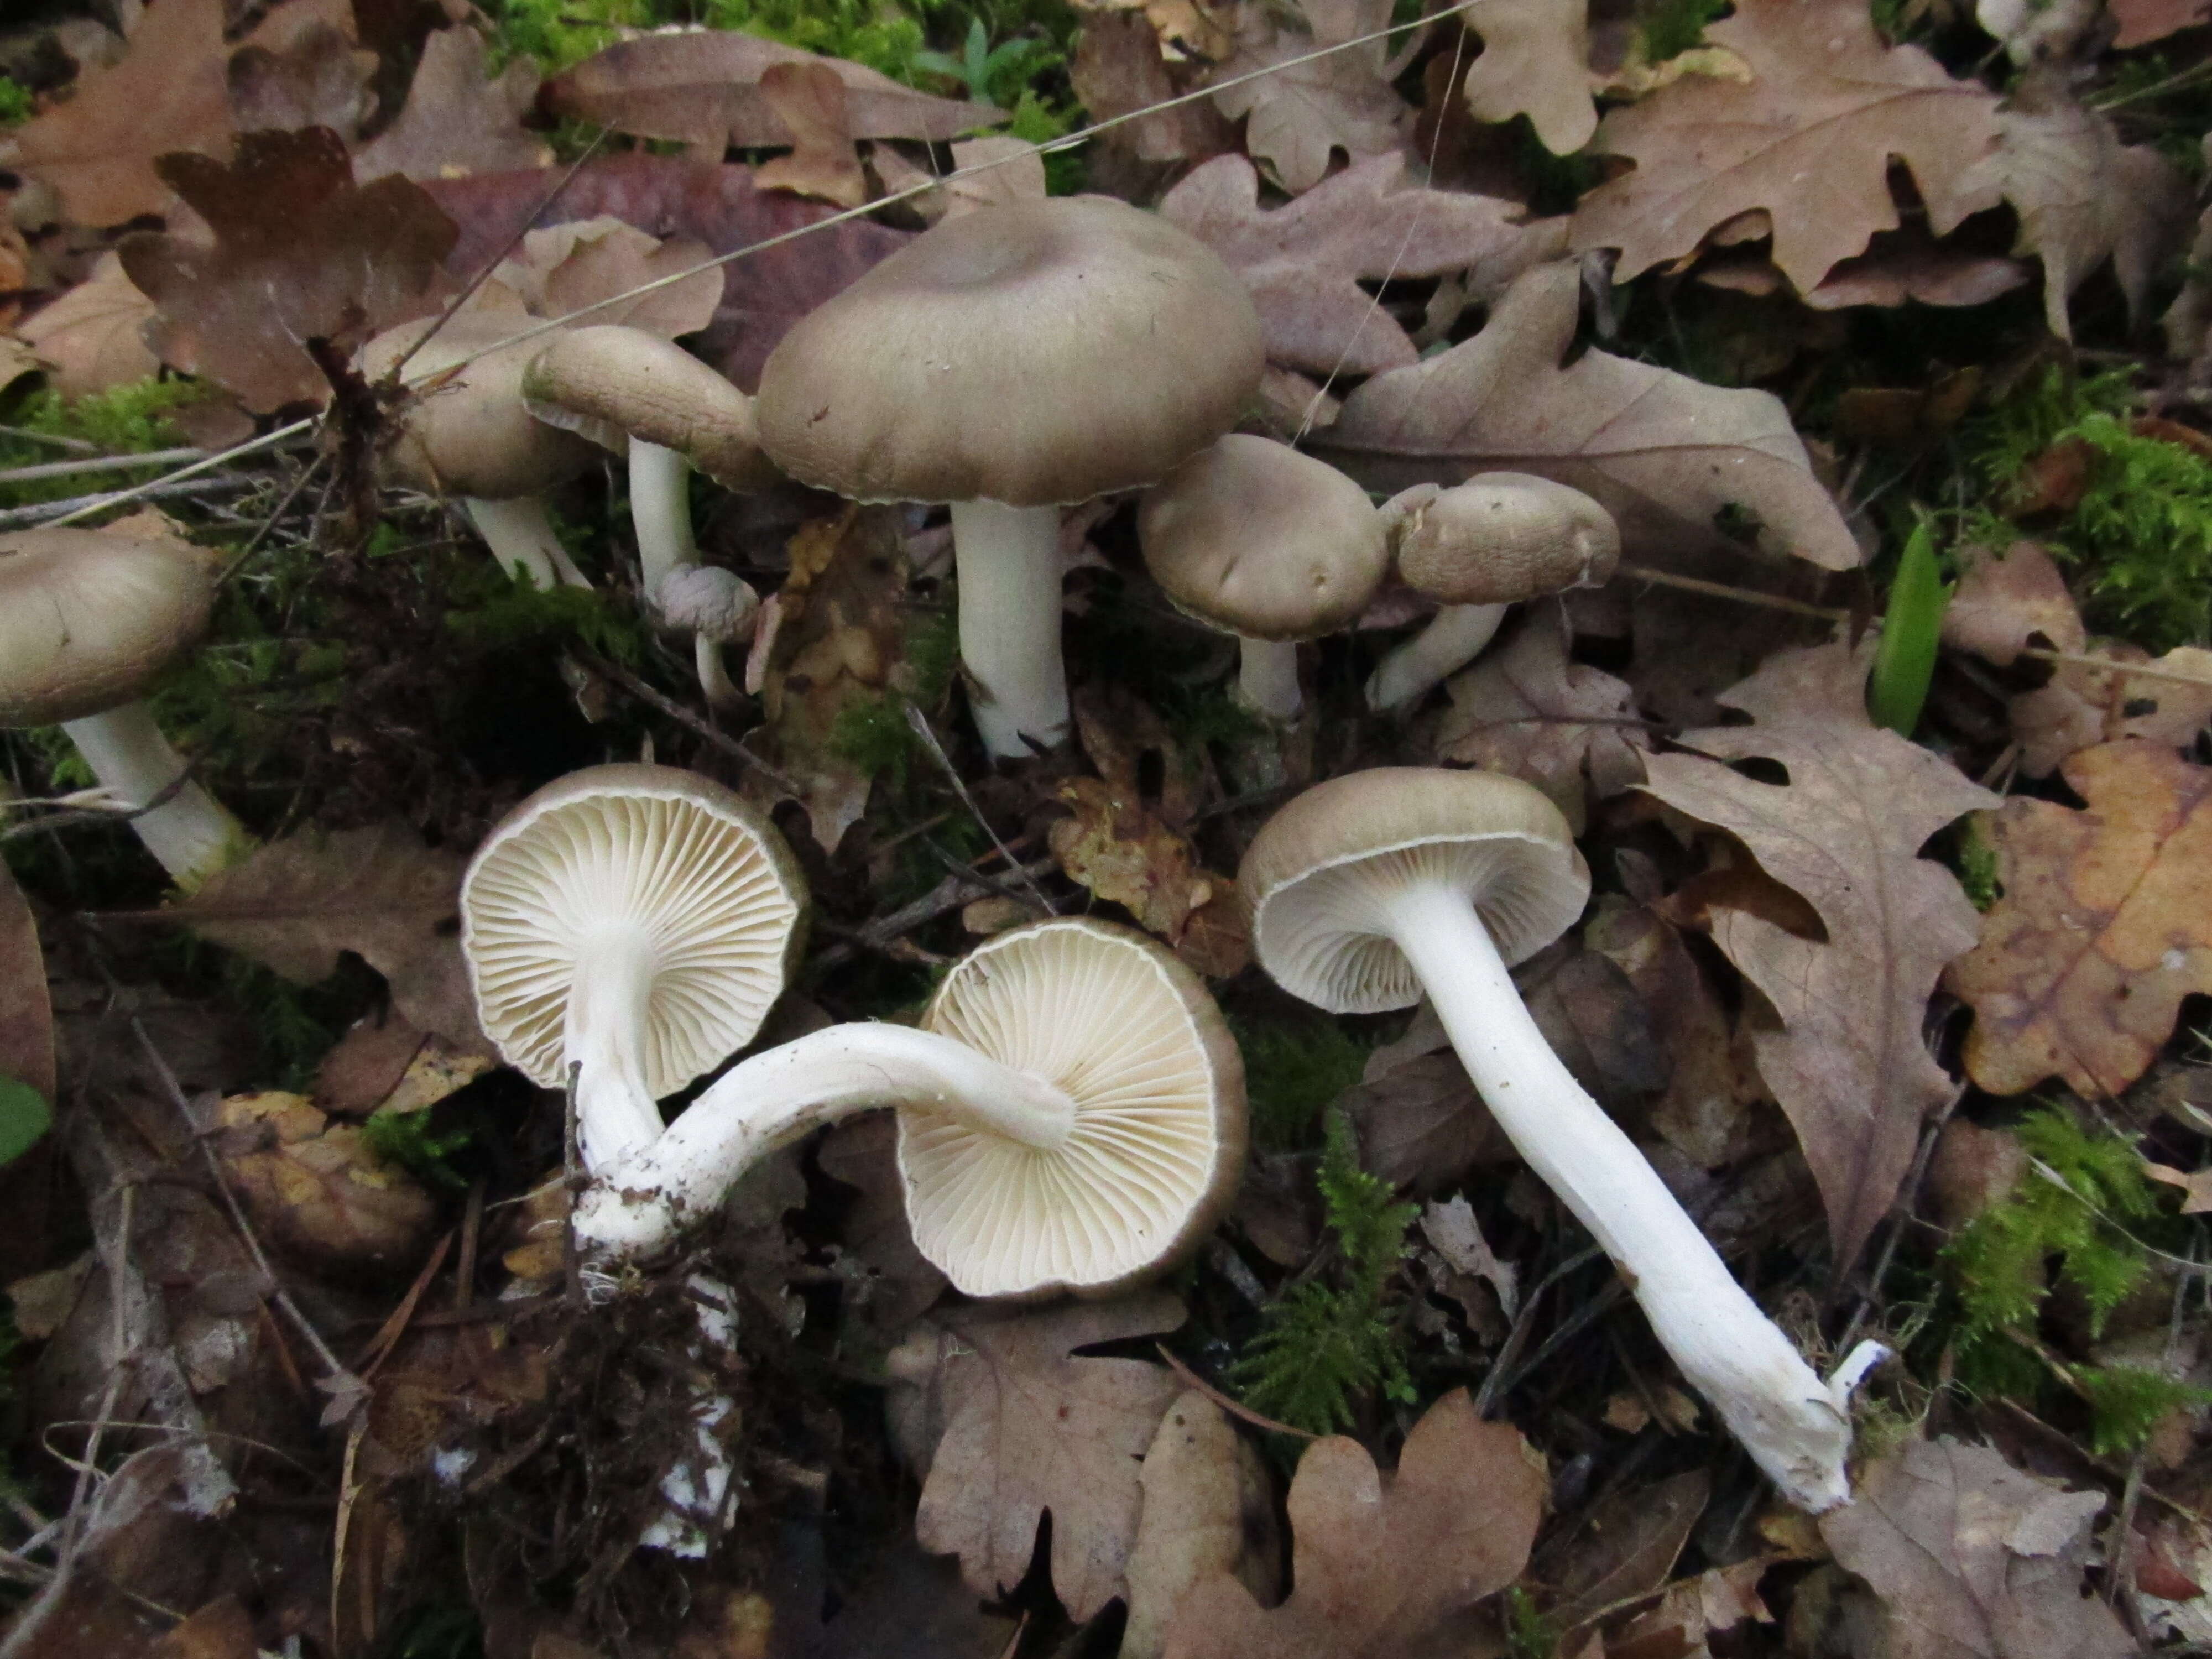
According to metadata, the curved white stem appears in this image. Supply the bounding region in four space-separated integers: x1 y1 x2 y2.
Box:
61 703 246 889
1381 881 1856 1512
628 439 697 598
564 930 672 1167
950 499 1070 758
695 633 741 709
1365 602 1508 712
1237 638 1302 723
575 1021 1077 1255
465 497 592 590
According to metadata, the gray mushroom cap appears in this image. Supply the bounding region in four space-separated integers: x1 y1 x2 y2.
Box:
361 314 599 502
521 326 783 492
1389 473 1621 605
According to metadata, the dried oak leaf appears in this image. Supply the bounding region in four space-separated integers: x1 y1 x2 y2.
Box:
226 20 378 141
2113 0 2212 44
118 128 457 412
1820 1438 2131 1659
7 0 357 227
351 26 551 184
894 1292 1186 1622
212 1090 437 1273
14 252 162 398
1162 1389 1544 1659
480 215 722 340
1434 609 1647 834
154 821 485 1052
1121 1391 1281 1659
1070 9 1235 167
1459 0 1596 155
1636 641 1997 1269
422 154 909 390
1159 152 1553 377
1539 1470 1709 1645
0 859 55 1107
753 61 869 208
1314 260 1860 570
1569 0 2002 291
2010 645 2212 778
543 29 1000 153
1208 0 1407 195
1955 80 2190 342
1948 740 2212 1098
1941 540 2085 668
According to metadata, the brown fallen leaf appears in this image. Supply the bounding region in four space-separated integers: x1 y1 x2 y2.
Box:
479 214 723 340
1942 540 2086 667
1161 1389 1544 1658
0 858 55 1107
14 251 163 398
1956 77 2191 341
1208 0 1407 195
2145 1161 2212 1213
1949 740 2212 1098
817 1115 951 1343
1070 9 1235 168
754 61 869 208
1637 641 1997 1269
1120 1390 1280 1659
936 134 1050 219
894 1292 1186 1621
1820 1438 2132 1659
544 29 1001 153
1570 0 2002 292
118 128 458 412
226 20 378 141
1418 1196 1517 1320
146 821 484 1051
351 25 552 184
1459 0 1596 155
1338 1005 1503 1193
1314 260 1860 570
2010 645 2212 778
7 0 357 226
1540 1469 1709 1646
1697 233 2032 311
212 1091 437 1274
1608 1559 1774 1658
2113 0 2212 44
1159 152 1552 377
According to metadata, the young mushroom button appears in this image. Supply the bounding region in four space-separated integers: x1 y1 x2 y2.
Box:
754 196 1265 760
1139 435 1390 723
461 764 809 1168
1239 768 1877 1512
573 917 1248 1301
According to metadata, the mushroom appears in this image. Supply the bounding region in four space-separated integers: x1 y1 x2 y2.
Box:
0 521 248 886
1365 474 1620 712
655 564 759 709
360 314 601 589
1239 767 1874 1512
754 196 1265 759
461 764 808 1168
1138 434 1390 724
575 916 1247 1299
523 326 784 702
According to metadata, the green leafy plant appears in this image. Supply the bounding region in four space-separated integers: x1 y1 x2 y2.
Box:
1867 519 1953 735
0 1079 50 1167
363 1108 474 1192
1233 1107 1417 1433
0 77 32 126
1232 1016 1370 1153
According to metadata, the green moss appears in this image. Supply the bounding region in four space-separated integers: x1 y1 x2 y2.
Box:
1954 816 2001 913
1232 1108 1417 1433
1635 0 1728 62
830 692 921 786
1233 1016 1370 1154
442 567 647 665
0 77 32 126
2077 1363 2211 1458
363 1108 474 1192
0 379 221 509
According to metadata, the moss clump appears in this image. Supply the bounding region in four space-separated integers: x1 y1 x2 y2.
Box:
1232 1016 1370 1154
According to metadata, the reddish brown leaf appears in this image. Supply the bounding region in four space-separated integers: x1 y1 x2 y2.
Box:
753 61 869 208
2113 0 2212 50
14 251 163 398
226 20 377 140
351 26 551 184
0 860 54 1106
1208 0 1406 194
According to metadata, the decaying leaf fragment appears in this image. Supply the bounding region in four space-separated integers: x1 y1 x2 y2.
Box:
212 1091 437 1272
1208 0 1407 194
1161 1389 1544 1658
351 25 552 185
1458 0 1595 156
1637 643 1997 1269
1570 0 2002 291
12 251 161 398
1315 261 1860 570
890 1292 1186 1622
1121 1391 1280 1659
1949 740 2212 1099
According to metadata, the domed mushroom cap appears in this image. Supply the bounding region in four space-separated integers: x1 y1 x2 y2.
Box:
755 196 1265 508
521 326 783 492
461 763 808 1097
1139 435 1389 643
899 916 1246 1298
0 520 222 726
361 314 599 502
1239 768 1589 1015
1392 473 1620 605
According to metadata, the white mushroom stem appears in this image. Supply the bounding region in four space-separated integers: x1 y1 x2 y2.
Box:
562 928 682 1167
628 439 697 595
1379 879 1859 1512
61 702 246 889
1237 638 1302 723
464 498 593 590
950 499 1071 758
575 1021 1077 1256
695 634 740 708
1365 603 1508 712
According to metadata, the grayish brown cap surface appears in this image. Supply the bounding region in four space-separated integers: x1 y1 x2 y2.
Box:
0 519 222 725
900 916 1247 1298
462 763 809 1095
1239 768 1590 1015
362 314 599 501
754 196 1265 508
521 326 784 492
1392 473 1620 604
1139 434 1389 642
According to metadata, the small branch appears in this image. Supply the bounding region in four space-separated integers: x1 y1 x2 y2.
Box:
904 703 1055 915
808 856 1058 972
0 474 266 531
1154 1343 1317 1439
0 447 207 487
574 647 801 797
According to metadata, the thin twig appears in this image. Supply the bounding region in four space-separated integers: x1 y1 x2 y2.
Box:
35 419 316 529
809 856 1059 971
575 647 801 796
1155 1343 1318 1439
904 704 1055 915
0 447 207 486
0 473 267 530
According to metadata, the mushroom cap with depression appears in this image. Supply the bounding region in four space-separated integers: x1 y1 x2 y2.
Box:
522 326 783 492
0 521 222 726
754 196 1265 508
1391 473 1620 605
361 313 599 502
462 763 808 1097
1139 435 1389 642
900 916 1246 1298
1239 768 1590 1015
